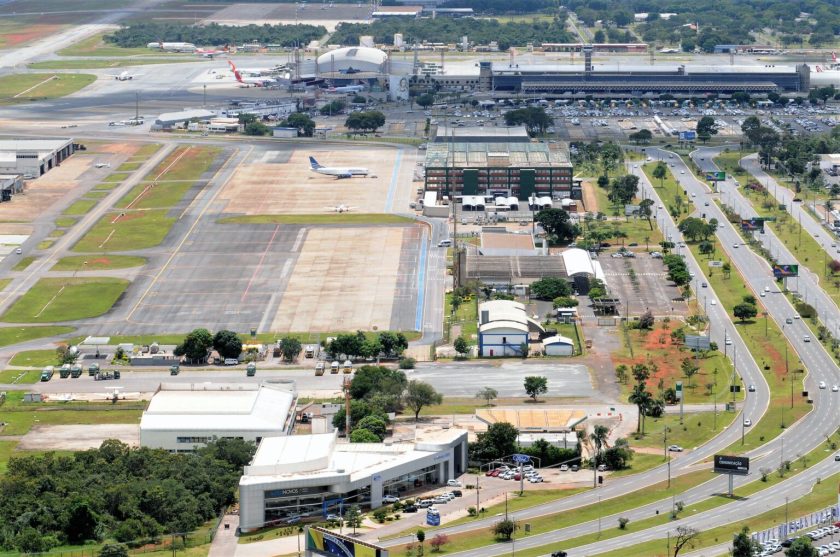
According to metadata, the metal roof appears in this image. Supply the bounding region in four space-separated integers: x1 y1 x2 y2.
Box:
0 138 72 154
425 142 570 168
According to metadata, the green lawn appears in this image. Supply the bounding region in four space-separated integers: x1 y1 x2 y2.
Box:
0 279 9 291
1 277 129 323
54 217 77 228
93 182 120 191
0 369 41 384
62 198 97 216
57 31 165 56
0 407 144 436
36 240 53 250
73 209 175 252
117 161 142 172
102 172 131 183
117 180 196 210
583 217 663 250
219 214 416 226
132 143 162 159
48 229 64 239
444 291 478 342
29 58 186 69
52 255 146 271
714 150 756 182
630 411 734 452
644 162 690 219
9 349 61 367
11 256 35 271
0 73 96 104
84 191 109 199
143 145 220 183
0 326 74 347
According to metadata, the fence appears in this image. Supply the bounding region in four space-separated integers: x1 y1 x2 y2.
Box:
751 503 840 545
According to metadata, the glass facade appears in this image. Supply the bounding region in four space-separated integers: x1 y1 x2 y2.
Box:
264 486 371 524
382 463 439 496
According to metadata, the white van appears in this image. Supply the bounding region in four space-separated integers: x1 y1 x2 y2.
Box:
224 358 239 365
437 239 452 248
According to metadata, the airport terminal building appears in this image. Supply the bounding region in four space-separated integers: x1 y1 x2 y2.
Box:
238 429 468 532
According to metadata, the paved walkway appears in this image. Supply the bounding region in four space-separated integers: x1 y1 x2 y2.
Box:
208 514 239 557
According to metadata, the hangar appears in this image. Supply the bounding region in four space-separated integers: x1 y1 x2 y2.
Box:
0 138 76 178
139 382 297 452
238 429 468 531
316 46 389 78
478 300 544 357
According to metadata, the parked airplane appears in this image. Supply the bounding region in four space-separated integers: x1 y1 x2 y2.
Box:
95 162 111 168
228 61 278 87
146 41 196 52
324 204 357 212
106 71 142 81
309 156 369 179
328 84 365 93
196 46 228 59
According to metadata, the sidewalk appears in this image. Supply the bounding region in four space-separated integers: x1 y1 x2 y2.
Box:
209 514 239 557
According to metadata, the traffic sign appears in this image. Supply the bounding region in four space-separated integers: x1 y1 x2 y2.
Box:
512 454 531 464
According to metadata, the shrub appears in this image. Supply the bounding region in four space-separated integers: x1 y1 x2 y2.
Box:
618 517 629 530
399 357 416 369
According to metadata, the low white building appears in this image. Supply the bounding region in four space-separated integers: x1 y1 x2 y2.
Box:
0 138 75 178
561 247 606 294
542 334 575 356
140 382 296 452
478 300 544 357
238 429 468 532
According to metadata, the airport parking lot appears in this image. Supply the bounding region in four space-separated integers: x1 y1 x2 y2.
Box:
599 252 688 317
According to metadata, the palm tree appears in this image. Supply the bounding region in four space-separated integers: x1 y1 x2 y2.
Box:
590 425 609 464
629 384 653 434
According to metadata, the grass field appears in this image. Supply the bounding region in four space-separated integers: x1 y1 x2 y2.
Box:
102 172 131 183
73 209 175 252
8 349 59 367
1 277 129 323
0 279 9 292
0 326 74 347
54 216 77 228
644 162 690 219
444 291 478 342
29 58 187 70
52 255 146 271
144 145 220 183
0 73 95 104
219 214 416 225
117 180 195 210
0 369 41 384
36 240 53 250
11 256 35 271
57 31 164 57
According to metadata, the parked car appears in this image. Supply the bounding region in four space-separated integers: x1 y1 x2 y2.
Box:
559 464 569 472
668 445 683 452
528 476 543 483
403 505 418 513
447 479 462 487
451 490 463 497
382 495 400 504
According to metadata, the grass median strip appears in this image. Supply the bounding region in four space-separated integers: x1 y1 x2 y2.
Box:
0 277 129 323
9 349 61 367
0 73 96 104
0 326 74 347
28 58 184 70
11 256 35 271
219 214 416 226
63 199 97 216
51 255 146 271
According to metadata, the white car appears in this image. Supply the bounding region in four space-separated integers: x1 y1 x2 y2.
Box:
528 475 543 483
681 170 686 174
382 495 400 504
733 243 739 248
668 445 683 452
743 419 752 427
833 385 838 392
15 248 22 254
559 464 569 472
820 381 827 389
446 479 462 487
711 299 717 306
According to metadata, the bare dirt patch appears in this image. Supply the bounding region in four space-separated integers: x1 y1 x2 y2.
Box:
1 157 94 222
97 143 140 156
5 23 62 47
219 148 401 215
18 424 139 451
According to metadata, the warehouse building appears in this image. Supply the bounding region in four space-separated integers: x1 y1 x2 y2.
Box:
0 174 24 202
0 138 75 178
140 382 297 452
238 429 468 532
424 142 576 201
152 109 216 131
477 300 544 357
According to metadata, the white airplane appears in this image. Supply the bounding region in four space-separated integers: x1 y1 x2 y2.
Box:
324 204 357 212
195 47 228 59
329 84 365 93
95 162 110 168
309 156 369 179
228 61 279 87
106 71 142 81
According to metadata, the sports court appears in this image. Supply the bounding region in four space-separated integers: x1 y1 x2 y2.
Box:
218 146 414 215
270 225 422 332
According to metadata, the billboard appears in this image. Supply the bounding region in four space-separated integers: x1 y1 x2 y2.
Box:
679 130 697 141
685 334 711 350
714 455 749 476
426 512 441 526
307 527 389 557
741 218 765 232
706 171 726 181
773 264 799 279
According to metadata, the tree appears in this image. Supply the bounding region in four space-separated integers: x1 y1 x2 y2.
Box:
416 93 435 108
524 376 548 401
553 296 578 308
590 424 609 464
638 310 655 330
639 198 655 230
608 174 640 205
356 415 388 440
632 363 650 384
592 29 606 43
733 302 758 322
492 519 517 541
629 384 653 433
278 337 302 363
741 115 761 144
349 366 407 401
429 533 449 552
244 121 270 136
213 330 242 360
350 428 381 443
600 142 624 179
615 364 628 384
652 161 667 186
346 110 386 134
404 380 442 421
471 422 519 462
175 328 213 362
629 129 652 144
733 526 761 557
99 544 129 557
320 99 346 115
345 505 362 534
530 276 572 300
475 386 498 406
66 499 99 543
785 536 818 557
454 336 469 358
681 358 699 387
504 106 553 135
284 112 315 137
673 526 700 556
535 208 579 243
699 240 714 256
696 116 718 143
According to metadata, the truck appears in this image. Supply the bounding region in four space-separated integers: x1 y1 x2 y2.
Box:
59 364 71 378
70 365 83 378
315 361 325 376
88 363 100 376
40 367 54 382
304 345 316 358
170 364 180 376
246 363 257 377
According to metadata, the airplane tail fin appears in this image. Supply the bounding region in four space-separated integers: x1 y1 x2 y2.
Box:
833 51 837 62
309 156 322 169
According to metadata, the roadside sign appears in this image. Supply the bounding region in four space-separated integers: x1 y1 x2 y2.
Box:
714 455 749 476
512 454 531 464
740 218 765 232
773 264 799 279
685 334 711 350
675 381 683 400
705 171 726 181
679 131 696 141
426 512 441 526
708 260 723 267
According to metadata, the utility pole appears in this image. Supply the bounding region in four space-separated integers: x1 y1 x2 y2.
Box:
343 375 351 435
135 91 140 120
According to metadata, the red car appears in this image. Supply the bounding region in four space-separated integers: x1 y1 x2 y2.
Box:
491 469 501 477
485 470 495 477
514 473 522 481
